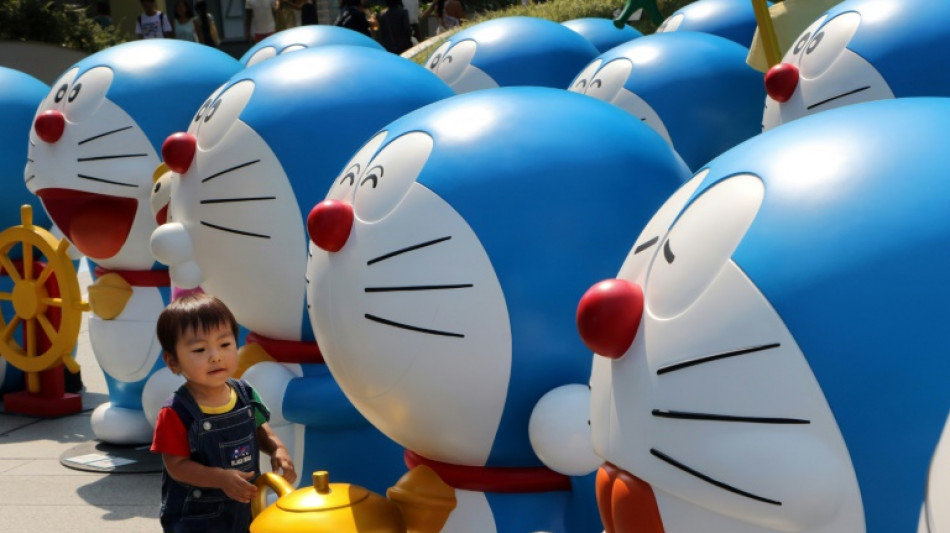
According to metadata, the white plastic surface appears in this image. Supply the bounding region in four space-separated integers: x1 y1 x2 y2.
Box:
141 367 186 427
529 384 600 476
90 402 154 445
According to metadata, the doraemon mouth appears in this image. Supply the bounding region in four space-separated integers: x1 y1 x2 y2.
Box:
36 188 137 259
805 85 870 110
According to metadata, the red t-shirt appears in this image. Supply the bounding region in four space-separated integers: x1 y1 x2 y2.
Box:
151 386 267 457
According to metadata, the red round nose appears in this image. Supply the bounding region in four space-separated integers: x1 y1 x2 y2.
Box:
34 110 66 144
577 279 644 359
307 200 354 253
764 63 800 103
162 132 197 174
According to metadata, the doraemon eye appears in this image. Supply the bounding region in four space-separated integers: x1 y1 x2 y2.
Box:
193 80 254 150
436 40 477 83
585 59 631 102
62 67 113 123
55 84 68 103
326 130 388 202
192 98 211 124
783 15 827 63
569 59 602 94
645 173 764 319
245 47 277 67
352 131 433 222
617 169 706 285
798 12 861 78
426 42 451 71
360 166 382 188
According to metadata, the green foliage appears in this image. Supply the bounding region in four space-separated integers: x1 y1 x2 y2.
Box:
410 0 697 64
0 0 126 53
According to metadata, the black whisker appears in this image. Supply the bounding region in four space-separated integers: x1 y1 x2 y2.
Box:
650 449 781 505
26 158 34 163
634 236 658 254
77 174 138 188
200 196 276 205
200 221 270 239
78 126 133 145
365 284 473 293
652 409 809 425
367 236 451 266
25 175 35 184
77 153 148 162
807 86 870 110
364 313 464 338
202 160 260 183
657 343 780 375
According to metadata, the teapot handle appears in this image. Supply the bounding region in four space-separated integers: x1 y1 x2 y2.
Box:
252 472 295 517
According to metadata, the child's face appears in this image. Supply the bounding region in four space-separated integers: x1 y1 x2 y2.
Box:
166 323 238 391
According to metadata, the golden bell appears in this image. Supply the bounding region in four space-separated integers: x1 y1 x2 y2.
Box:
250 467 455 533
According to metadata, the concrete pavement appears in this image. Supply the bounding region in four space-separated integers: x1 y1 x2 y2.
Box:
0 267 162 533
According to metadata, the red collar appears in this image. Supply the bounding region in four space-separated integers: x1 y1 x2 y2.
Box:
94 266 170 287
246 331 324 365
404 449 571 494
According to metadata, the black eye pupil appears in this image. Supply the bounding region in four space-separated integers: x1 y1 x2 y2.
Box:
591 79 602 89
55 84 67 102
429 54 441 68
67 83 82 103
204 99 222 122
194 100 210 123
794 32 810 54
153 182 161 193
342 172 356 185
806 32 824 54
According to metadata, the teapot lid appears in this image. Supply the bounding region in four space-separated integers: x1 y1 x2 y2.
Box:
276 471 370 512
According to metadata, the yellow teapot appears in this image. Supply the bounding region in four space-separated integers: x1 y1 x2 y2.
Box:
250 466 456 533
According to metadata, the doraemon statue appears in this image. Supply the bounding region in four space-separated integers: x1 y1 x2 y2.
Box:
149 46 454 493
425 16 598 93
576 97 950 533
570 31 764 171
562 18 642 54
656 0 761 48
762 0 950 131
305 87 691 532
0 67 51 394
25 40 241 444
240 25 383 68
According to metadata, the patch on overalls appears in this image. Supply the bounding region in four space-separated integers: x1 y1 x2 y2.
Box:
230 444 252 467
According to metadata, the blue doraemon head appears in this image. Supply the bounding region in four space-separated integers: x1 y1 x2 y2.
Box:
240 25 384 67
152 46 453 342
305 87 691 468
763 0 950 130
0 67 50 235
657 0 761 48
25 40 240 270
424 16 599 93
584 97 950 533
562 18 642 54
0 67 50 394
570 31 764 171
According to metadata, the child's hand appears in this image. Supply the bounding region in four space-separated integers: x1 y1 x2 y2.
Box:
271 447 297 485
219 469 257 503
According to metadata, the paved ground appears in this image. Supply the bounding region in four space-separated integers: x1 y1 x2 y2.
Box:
0 268 162 532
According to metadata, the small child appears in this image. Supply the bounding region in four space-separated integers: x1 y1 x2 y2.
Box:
151 293 295 532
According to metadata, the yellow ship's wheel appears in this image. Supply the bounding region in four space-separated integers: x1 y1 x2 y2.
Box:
0 205 89 393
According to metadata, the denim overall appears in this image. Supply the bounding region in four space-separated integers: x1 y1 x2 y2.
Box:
160 379 268 533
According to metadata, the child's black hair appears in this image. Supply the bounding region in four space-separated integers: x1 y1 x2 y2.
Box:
156 293 239 359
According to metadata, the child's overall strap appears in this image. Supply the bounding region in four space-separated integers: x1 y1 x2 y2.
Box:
169 385 205 454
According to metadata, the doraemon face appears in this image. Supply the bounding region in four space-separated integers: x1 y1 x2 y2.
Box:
426 40 498 93
570 58 671 144
26 66 160 269
763 11 892 130
569 32 764 171
151 46 453 340
583 98 950 532
159 80 307 339
308 87 691 467
307 129 512 465
654 0 758 48
586 171 862 532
